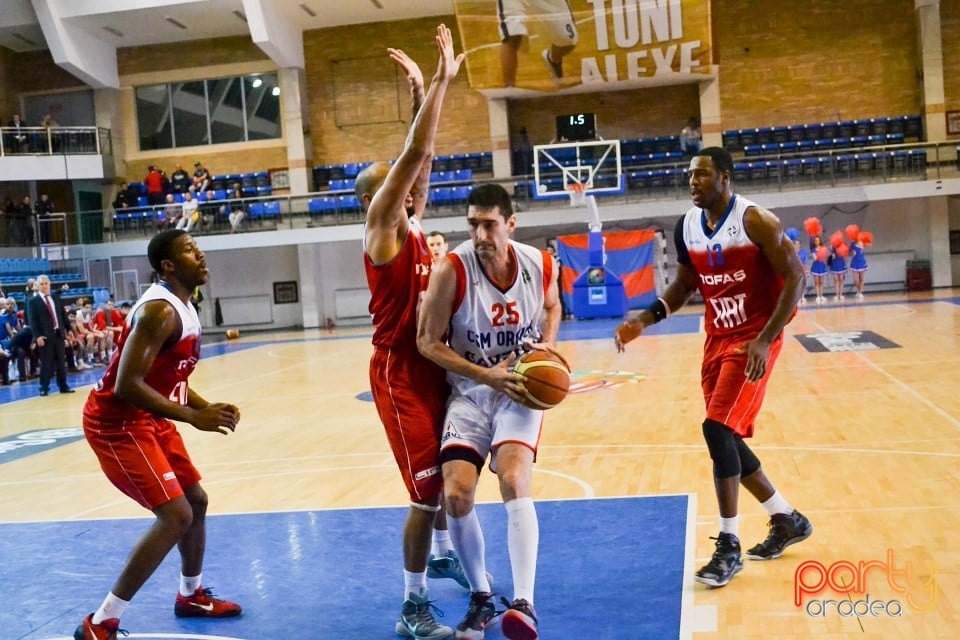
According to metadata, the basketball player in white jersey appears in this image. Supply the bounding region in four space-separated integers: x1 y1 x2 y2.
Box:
615 147 812 588
498 0 578 87
418 183 561 640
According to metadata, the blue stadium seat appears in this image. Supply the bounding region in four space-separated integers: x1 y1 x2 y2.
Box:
453 169 472 183
256 185 272 197
337 195 361 213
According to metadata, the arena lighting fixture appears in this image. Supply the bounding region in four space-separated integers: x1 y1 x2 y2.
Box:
232 9 247 23
272 86 280 96
102 26 124 37
298 3 317 17
251 77 263 88
165 16 188 30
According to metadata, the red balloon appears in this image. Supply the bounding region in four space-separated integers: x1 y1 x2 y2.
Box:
845 224 860 241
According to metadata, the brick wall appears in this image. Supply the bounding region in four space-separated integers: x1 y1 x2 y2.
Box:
712 0 920 129
303 17 491 166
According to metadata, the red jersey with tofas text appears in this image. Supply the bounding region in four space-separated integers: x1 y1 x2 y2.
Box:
84 283 202 427
676 194 794 339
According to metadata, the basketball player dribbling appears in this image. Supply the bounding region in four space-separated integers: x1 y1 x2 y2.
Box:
615 147 813 589
417 183 562 640
358 25 464 640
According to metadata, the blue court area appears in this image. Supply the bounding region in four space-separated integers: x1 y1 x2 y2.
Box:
2 496 689 640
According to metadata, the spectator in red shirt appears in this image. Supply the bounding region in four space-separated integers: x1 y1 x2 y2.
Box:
144 166 166 206
91 299 125 357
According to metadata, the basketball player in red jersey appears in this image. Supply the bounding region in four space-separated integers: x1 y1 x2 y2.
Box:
615 147 813 588
358 25 463 640
74 229 241 640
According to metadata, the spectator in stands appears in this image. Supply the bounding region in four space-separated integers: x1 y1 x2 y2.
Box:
7 114 29 153
69 306 98 369
680 117 703 156
176 191 200 232
224 184 245 233
76 297 107 365
2 297 36 381
160 194 182 230
170 163 192 195
41 114 60 152
3 196 14 213
92 299 124 357
36 194 55 244
144 166 166 206
426 231 448 264
113 184 132 211
13 196 35 246
193 161 211 192
512 126 534 175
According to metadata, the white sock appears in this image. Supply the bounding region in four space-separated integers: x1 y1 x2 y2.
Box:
432 528 453 556
404 570 427 601
448 509 491 592
92 592 129 625
719 515 739 536
505 497 539 603
761 491 793 517
180 573 202 597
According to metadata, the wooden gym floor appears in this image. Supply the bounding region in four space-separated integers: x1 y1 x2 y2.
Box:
0 288 957 639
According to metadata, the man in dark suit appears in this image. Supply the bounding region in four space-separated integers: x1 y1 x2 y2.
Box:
27 275 74 396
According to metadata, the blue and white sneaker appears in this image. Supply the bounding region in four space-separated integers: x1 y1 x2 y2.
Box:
395 593 454 640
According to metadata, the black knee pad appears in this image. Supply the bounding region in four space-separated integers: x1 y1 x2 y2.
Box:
702 419 741 479
735 436 761 477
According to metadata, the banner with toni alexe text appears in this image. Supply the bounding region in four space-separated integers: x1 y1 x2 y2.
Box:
453 0 713 92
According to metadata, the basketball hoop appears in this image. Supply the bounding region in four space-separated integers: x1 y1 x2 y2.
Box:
566 182 587 207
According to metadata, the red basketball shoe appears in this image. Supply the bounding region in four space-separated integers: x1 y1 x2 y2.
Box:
174 587 242 618
73 613 125 640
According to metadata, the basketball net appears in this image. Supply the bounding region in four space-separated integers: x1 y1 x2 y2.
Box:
567 182 587 207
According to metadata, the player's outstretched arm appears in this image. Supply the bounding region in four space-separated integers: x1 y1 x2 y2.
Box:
365 25 464 264
389 47 431 220
615 264 697 352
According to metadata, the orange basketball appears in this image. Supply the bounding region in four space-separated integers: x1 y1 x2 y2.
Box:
226 329 240 339
513 350 571 410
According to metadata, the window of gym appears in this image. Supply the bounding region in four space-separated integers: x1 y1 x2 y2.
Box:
135 72 282 151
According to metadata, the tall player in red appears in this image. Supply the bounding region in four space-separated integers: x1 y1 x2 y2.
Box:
75 229 241 640
615 147 813 588
358 25 463 640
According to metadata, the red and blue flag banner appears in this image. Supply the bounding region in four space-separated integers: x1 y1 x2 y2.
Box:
556 229 657 311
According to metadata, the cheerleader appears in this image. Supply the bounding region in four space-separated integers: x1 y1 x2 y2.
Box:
829 244 848 300
810 236 829 304
849 234 870 300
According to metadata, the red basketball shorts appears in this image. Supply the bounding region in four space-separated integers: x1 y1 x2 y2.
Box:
700 332 784 438
83 414 201 510
369 346 448 504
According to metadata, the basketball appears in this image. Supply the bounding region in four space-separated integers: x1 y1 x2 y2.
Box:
513 350 571 410
226 329 240 339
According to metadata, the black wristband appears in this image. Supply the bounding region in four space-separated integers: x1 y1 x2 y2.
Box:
647 297 670 323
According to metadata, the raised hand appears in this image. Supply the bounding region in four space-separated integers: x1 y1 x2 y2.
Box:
388 48 424 96
434 23 464 82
